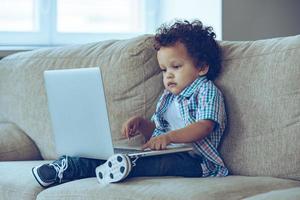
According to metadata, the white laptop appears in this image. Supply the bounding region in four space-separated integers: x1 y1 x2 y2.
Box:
44 67 193 160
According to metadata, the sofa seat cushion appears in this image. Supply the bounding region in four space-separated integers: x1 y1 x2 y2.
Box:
0 122 42 161
245 187 300 200
37 175 300 200
0 161 49 200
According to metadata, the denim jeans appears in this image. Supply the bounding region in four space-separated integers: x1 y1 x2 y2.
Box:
63 152 203 182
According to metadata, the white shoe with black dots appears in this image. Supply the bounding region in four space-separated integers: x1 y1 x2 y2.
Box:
96 154 132 184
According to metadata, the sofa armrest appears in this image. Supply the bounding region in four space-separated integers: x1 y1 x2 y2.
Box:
0 122 42 161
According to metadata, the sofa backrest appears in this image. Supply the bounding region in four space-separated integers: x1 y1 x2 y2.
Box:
0 35 163 159
0 34 299 181
217 35 300 180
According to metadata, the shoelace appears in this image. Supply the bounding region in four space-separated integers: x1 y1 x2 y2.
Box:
49 156 68 183
129 155 140 167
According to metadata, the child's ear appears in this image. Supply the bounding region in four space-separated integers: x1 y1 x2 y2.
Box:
198 64 209 76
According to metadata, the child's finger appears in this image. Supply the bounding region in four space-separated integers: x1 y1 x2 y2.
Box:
121 124 126 137
142 141 149 150
126 127 132 139
131 125 135 134
128 128 132 138
122 124 130 139
130 125 137 136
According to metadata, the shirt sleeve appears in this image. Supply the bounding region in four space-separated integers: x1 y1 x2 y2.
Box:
150 114 169 137
195 86 226 129
150 90 171 137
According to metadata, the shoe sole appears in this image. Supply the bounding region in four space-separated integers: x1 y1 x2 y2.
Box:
96 154 131 184
32 166 54 188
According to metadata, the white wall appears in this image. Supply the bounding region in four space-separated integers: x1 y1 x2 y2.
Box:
223 0 300 40
158 0 222 39
157 0 300 41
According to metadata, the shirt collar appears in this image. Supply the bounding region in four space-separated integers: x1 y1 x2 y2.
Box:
156 76 207 117
176 76 207 99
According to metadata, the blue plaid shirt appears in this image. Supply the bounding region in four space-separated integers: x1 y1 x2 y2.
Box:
151 76 229 177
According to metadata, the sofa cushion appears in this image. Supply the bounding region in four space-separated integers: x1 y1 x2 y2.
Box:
217 35 300 180
0 122 42 161
1 162 299 200
244 187 300 200
0 35 163 159
36 176 300 200
0 161 48 200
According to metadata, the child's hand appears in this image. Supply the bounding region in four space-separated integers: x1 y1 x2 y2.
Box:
121 116 142 139
142 134 171 150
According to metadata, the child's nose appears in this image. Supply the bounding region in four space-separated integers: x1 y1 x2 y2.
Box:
166 71 174 78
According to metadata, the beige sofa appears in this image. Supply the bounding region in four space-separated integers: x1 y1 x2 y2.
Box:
0 34 300 200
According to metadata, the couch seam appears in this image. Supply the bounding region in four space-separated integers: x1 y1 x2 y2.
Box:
0 143 37 154
2 46 299 64
37 193 143 200
1 56 104 61
222 47 300 62
0 185 40 196
142 50 147 119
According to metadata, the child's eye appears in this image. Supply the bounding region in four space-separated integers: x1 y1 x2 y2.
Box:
173 65 181 69
161 68 166 72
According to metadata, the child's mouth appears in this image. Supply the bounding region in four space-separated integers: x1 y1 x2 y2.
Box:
167 82 177 87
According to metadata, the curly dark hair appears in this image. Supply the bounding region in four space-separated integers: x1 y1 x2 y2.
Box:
154 20 221 80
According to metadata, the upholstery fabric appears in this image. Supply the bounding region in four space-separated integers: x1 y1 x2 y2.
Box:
36 175 300 200
0 122 41 161
216 35 300 180
0 161 48 200
2 161 298 200
0 35 163 159
245 187 300 200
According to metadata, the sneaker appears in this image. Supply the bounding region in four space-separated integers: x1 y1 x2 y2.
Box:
96 154 132 184
32 156 69 188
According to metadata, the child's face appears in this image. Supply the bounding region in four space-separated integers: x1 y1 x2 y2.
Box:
157 42 208 95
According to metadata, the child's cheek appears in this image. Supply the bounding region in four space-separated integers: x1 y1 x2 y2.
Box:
163 79 168 88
